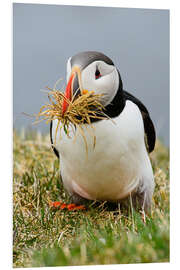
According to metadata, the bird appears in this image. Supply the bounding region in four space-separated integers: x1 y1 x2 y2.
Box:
50 51 156 213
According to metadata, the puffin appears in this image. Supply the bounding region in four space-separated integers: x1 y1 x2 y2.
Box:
50 51 156 213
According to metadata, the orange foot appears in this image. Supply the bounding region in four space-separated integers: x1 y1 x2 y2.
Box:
49 201 86 211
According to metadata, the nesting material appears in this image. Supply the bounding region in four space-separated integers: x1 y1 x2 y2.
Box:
36 88 109 152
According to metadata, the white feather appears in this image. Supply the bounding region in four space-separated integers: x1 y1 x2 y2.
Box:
66 57 72 83
52 100 154 201
81 61 119 106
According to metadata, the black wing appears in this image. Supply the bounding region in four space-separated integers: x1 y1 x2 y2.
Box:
124 90 156 153
50 121 60 158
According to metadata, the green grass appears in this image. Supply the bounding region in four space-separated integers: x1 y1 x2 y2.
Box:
13 130 169 267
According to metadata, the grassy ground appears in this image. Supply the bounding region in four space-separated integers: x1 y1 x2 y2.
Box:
13 130 169 267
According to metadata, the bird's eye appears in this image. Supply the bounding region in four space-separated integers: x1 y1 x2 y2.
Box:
95 68 101 79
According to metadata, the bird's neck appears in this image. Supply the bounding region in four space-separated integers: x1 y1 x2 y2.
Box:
103 86 125 118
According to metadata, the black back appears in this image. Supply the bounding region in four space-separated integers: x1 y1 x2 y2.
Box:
123 90 156 153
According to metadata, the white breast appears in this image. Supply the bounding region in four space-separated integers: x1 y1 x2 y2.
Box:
52 101 153 201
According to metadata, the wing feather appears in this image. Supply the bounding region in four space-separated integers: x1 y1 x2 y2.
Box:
124 90 156 153
50 121 60 158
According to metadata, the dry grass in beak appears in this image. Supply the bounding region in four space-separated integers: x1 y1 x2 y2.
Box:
36 88 109 152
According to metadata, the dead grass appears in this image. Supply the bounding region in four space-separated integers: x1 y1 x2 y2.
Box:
36 89 109 152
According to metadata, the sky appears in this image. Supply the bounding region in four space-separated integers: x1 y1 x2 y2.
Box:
13 3 169 145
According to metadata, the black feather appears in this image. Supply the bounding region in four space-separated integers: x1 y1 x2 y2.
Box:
124 90 156 153
50 121 59 159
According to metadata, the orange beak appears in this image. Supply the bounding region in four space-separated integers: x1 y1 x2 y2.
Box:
62 66 83 115
62 72 75 116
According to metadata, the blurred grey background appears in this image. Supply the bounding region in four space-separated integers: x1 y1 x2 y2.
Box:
13 3 169 146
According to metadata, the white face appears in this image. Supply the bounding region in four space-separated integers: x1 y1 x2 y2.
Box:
66 59 119 106
66 57 72 83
